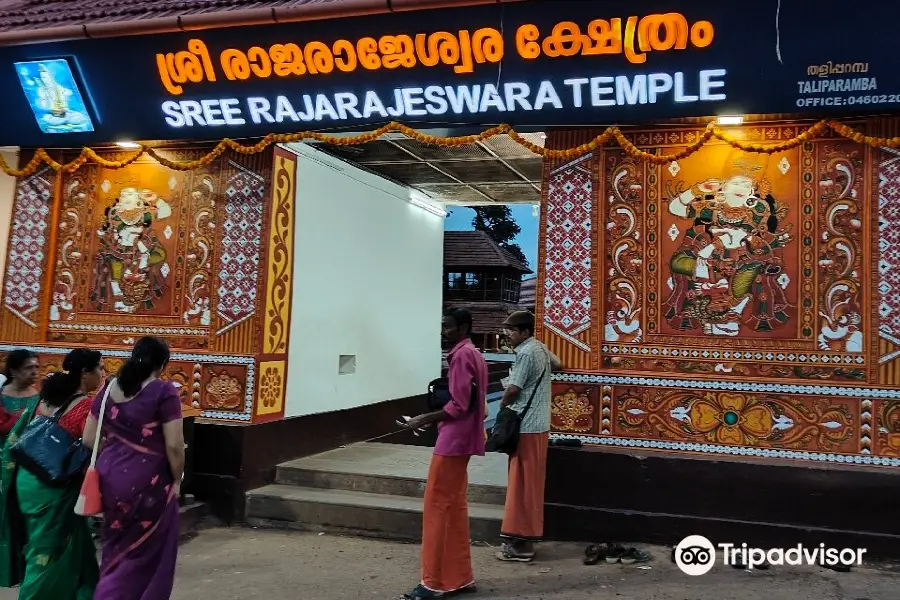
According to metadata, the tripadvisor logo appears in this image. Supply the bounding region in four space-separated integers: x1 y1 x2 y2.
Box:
674 535 716 575
674 535 866 575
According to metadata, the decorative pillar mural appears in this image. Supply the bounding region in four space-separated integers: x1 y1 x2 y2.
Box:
0 145 296 424
541 120 900 466
253 147 296 423
2 166 55 343
537 153 596 371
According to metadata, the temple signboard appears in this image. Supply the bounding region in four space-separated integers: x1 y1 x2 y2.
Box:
0 0 897 145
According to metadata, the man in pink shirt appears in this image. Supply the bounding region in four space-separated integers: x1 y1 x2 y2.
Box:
401 308 488 600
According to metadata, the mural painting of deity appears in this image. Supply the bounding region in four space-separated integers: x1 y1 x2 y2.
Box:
45 154 225 349
90 187 173 313
661 154 796 338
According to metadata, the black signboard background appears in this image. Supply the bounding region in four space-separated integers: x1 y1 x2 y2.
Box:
0 0 893 146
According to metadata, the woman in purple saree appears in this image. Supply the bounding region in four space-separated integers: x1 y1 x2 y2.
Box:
83 336 185 600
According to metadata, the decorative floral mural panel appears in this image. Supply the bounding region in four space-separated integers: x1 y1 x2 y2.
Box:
545 122 900 466
0 146 279 423
612 386 857 454
874 398 900 456
202 365 247 411
550 384 599 436
45 149 269 351
595 125 871 383
550 376 900 465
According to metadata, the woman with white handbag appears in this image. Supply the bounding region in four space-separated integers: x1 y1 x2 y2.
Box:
82 336 184 600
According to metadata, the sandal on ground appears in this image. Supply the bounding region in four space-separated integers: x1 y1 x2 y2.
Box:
583 544 607 565
604 543 627 563
399 584 445 599
619 547 652 564
495 543 535 562
606 545 650 564
445 583 477 597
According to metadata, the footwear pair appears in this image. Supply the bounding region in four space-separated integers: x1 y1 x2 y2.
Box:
585 542 651 565
399 583 477 599
495 542 535 562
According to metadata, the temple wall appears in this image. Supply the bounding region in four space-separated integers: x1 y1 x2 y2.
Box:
0 142 443 425
538 117 900 467
0 145 295 423
284 144 444 418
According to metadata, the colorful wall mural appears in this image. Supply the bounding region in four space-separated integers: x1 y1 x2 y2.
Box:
0 145 297 423
540 118 900 466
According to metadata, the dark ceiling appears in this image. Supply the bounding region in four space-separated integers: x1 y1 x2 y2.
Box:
314 132 545 205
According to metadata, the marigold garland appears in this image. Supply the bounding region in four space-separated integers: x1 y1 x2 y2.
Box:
0 119 898 178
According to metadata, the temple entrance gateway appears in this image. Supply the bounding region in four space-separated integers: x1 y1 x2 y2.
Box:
0 0 898 547
311 129 542 351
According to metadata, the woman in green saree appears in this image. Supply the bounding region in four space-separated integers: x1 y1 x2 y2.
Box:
0 349 104 599
0 350 39 444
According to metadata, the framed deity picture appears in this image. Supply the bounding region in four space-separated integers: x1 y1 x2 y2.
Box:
14 58 95 134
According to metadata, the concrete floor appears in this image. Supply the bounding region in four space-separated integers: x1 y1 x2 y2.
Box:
174 528 900 600
283 442 509 488
0 528 900 600
2 527 886 600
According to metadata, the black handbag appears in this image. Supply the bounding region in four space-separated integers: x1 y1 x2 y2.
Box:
426 377 478 414
486 368 547 455
10 393 90 487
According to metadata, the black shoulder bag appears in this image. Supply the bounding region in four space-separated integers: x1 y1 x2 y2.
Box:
485 367 547 455
10 392 90 486
426 377 478 414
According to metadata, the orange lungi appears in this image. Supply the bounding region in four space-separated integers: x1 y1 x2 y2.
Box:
421 454 474 593
500 431 550 541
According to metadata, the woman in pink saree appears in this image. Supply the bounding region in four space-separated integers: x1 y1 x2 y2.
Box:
83 336 185 600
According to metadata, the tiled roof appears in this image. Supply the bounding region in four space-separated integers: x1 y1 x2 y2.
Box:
0 0 512 46
444 231 532 273
0 0 345 33
442 301 521 335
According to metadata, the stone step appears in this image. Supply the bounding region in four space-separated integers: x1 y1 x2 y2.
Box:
179 500 209 541
275 443 508 506
276 465 507 506
245 484 503 542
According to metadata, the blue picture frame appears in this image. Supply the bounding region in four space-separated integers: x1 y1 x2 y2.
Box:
14 58 94 134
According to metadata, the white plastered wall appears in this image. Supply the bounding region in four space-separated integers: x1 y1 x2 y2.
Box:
283 143 445 418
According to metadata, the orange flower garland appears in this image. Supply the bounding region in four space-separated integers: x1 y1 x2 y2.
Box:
0 119 898 178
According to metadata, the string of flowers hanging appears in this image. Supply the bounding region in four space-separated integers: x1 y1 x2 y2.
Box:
0 119 897 178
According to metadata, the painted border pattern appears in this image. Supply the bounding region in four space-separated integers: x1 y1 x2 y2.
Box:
601 344 865 365
553 372 900 399
0 344 256 422
549 433 900 467
262 153 295 357
48 323 207 336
